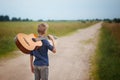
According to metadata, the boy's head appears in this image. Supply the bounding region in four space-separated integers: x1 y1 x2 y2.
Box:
37 23 49 35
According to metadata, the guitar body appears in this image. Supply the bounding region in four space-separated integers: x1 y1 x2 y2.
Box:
15 33 42 54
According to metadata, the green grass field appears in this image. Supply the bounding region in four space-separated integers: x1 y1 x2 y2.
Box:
0 21 96 57
91 22 120 80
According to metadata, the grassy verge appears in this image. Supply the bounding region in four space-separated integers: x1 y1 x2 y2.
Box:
0 21 96 58
91 22 120 80
47 21 96 36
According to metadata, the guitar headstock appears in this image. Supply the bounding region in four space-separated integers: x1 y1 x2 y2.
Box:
34 34 38 38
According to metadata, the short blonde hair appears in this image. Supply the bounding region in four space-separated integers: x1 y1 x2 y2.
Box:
37 23 49 34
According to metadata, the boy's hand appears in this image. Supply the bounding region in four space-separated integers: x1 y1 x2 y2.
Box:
48 34 56 53
31 65 34 73
30 55 34 73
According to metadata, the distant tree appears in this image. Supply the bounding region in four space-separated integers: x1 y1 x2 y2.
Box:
22 18 29 21
95 18 102 21
0 15 10 21
113 18 120 23
18 17 21 21
38 19 43 22
103 18 112 23
0 15 4 21
81 20 86 23
4 15 10 21
11 17 18 21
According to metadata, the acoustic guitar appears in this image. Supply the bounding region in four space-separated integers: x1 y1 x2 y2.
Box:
15 33 43 54
15 33 57 54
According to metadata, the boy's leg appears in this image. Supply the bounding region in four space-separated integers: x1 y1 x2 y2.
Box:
34 66 41 80
41 66 49 80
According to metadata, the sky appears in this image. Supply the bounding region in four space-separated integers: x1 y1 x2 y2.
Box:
0 0 120 20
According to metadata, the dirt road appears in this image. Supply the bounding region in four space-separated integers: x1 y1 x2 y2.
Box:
0 22 102 80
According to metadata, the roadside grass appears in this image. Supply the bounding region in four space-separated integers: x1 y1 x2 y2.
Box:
91 22 120 80
0 21 96 58
47 21 96 36
102 23 120 42
0 22 38 57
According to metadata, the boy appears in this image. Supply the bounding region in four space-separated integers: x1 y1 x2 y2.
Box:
30 23 56 80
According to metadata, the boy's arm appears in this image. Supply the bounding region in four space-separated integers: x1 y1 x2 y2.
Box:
48 35 56 53
30 55 34 73
51 39 56 53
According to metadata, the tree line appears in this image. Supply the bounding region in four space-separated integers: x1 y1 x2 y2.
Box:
0 15 34 21
0 15 120 23
103 18 120 23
